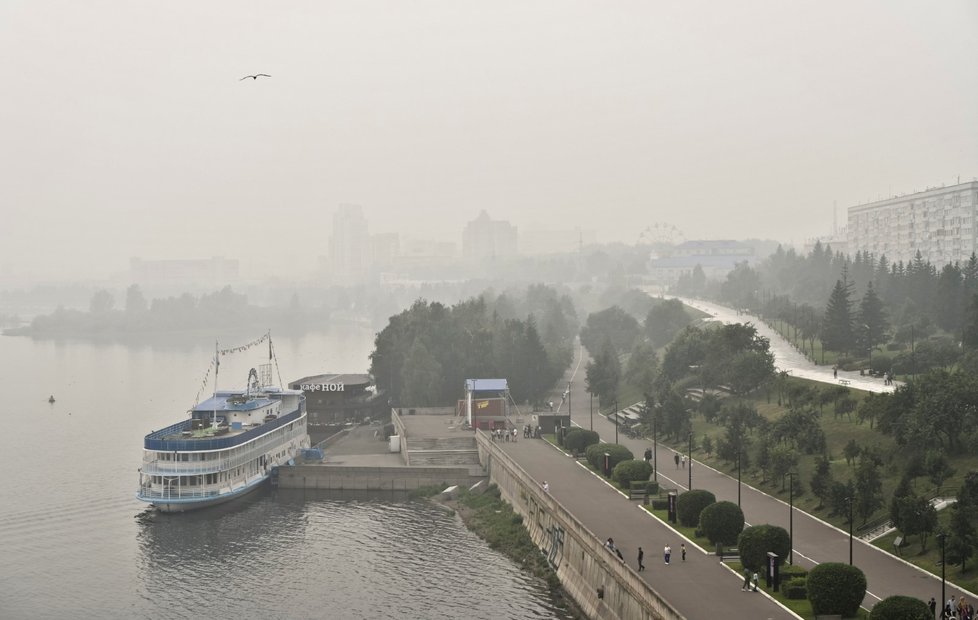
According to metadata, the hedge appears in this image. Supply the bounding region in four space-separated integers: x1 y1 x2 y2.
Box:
868 595 930 620
613 460 653 488
586 443 634 474
737 524 790 572
807 562 866 618
698 500 744 546
676 489 716 527
564 428 600 454
783 577 807 600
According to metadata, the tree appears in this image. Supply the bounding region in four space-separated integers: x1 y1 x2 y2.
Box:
624 340 658 395
676 489 716 527
897 494 937 552
926 451 956 493
854 455 885 524
89 289 115 314
645 299 692 347
579 306 641 356
868 595 931 620
807 563 867 618
698 501 745 547
125 284 147 315
843 439 860 466
947 504 977 571
810 454 833 509
856 281 889 355
737 524 790 572
585 342 621 405
822 279 854 354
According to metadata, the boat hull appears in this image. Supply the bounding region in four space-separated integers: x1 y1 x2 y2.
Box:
144 475 271 513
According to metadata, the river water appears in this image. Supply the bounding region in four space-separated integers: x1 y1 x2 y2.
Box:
0 328 571 619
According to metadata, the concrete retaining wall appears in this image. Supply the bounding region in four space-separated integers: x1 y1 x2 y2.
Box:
278 464 481 491
476 431 684 620
391 408 409 463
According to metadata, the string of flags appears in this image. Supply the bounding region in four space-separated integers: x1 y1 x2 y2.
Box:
188 332 274 414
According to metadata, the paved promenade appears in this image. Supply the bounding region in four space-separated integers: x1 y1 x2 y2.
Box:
494 436 797 620
550 341 973 614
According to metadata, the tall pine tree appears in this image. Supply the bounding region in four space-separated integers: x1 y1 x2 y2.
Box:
856 281 888 354
822 279 854 355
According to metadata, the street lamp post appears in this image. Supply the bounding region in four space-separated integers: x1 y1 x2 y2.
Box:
846 496 854 565
589 392 593 431
688 431 692 490
614 400 619 444
784 472 796 564
653 414 658 482
737 445 742 507
568 382 572 422
938 532 947 615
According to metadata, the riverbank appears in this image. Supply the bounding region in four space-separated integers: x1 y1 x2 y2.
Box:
433 485 585 620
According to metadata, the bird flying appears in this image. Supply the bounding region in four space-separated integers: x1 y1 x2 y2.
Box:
240 74 271 80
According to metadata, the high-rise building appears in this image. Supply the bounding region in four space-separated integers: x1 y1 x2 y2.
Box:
328 204 369 285
848 180 978 265
462 211 518 260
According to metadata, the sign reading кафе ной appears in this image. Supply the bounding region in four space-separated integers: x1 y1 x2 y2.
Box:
300 383 345 392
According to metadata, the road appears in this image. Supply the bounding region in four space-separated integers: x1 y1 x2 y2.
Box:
547 335 969 613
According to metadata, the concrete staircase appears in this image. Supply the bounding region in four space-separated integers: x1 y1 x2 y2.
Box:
405 436 483 474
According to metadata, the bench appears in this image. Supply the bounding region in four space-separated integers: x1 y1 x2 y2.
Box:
838 379 851 386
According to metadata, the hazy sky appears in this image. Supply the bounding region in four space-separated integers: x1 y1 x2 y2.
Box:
2 1 976 282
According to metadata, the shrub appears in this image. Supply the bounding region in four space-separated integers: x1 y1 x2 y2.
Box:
737 524 790 572
586 443 634 474
676 489 716 527
807 562 866 618
564 428 600 454
869 354 892 374
868 595 931 620
613 460 653 487
651 498 669 510
698 501 744 546
779 564 808 581
783 577 807 600
629 480 658 497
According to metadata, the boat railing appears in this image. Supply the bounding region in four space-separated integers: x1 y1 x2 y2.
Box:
144 409 302 451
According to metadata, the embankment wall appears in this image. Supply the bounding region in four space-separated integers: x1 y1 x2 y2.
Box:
476 432 683 620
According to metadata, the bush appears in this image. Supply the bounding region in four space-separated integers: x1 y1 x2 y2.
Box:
629 480 658 496
779 564 808 581
737 524 790 572
676 489 716 527
651 498 669 510
586 443 634 475
564 428 600 454
783 577 807 600
868 595 931 620
698 501 744 546
613 460 653 487
869 354 892 374
807 562 866 618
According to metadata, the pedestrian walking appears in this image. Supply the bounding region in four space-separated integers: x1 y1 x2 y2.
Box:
637 547 645 571
833 366 838 378
664 544 671 564
742 567 751 591
928 598 936 617
751 571 759 592
615 547 624 562
605 537 616 551
543 481 550 494
674 453 680 469
644 447 652 464
681 543 686 561
681 454 686 469
512 428 518 442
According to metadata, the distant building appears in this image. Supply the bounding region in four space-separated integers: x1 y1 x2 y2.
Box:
328 204 370 285
848 180 978 265
129 256 239 293
462 211 518 260
370 233 400 271
648 240 755 285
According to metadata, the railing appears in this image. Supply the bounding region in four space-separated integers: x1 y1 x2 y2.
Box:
144 408 303 451
141 421 307 476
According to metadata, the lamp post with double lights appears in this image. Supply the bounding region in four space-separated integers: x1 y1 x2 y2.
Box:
784 472 797 564
846 496 854 565
687 431 693 490
614 399 619 444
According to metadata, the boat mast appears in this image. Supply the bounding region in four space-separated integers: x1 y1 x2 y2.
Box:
213 340 219 429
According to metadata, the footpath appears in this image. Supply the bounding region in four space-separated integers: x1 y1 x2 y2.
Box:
548 343 973 614
496 436 797 620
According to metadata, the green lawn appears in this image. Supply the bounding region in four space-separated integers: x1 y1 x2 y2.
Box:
872 512 978 593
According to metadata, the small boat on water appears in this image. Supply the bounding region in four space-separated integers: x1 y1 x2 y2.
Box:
48 395 55 403
136 333 309 513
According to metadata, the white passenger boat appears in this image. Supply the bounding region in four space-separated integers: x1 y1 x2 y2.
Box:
136 334 309 512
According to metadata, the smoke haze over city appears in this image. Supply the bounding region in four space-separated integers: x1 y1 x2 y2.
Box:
2 1 976 282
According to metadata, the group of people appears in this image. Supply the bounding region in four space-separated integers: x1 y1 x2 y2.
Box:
523 424 542 439
608 538 686 571
741 568 760 592
934 595 974 619
673 452 687 469
490 427 519 442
